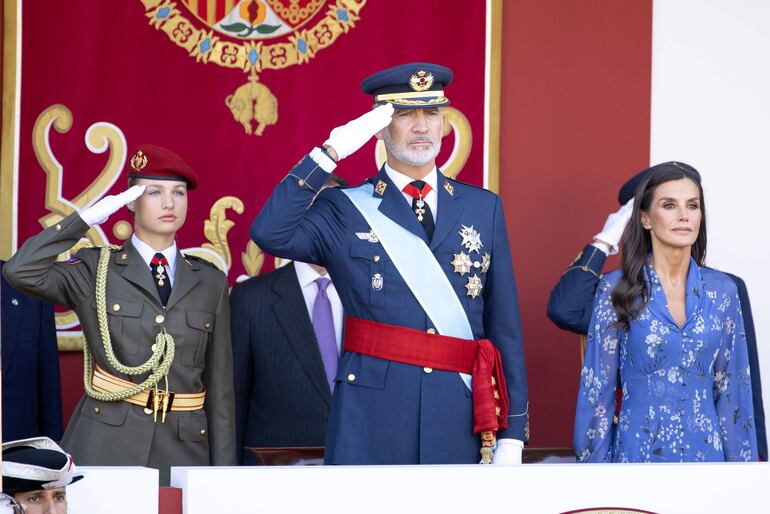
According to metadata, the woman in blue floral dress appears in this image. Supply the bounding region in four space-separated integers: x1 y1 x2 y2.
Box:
574 162 756 463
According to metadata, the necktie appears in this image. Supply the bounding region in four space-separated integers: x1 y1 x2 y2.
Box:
150 253 172 306
403 180 435 240
312 277 338 392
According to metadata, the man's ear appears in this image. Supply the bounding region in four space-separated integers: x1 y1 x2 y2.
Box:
375 127 386 141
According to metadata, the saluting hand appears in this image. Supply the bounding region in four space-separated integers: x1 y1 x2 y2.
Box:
323 103 394 161
594 198 634 255
78 185 146 226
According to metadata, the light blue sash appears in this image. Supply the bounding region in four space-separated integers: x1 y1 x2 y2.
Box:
343 184 473 388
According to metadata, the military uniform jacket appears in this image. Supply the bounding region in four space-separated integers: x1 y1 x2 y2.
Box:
3 213 236 483
251 155 528 464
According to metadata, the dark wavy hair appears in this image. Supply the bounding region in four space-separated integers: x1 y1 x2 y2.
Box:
611 161 707 329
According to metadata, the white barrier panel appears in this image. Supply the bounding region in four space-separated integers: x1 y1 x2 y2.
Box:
67 467 158 514
172 463 769 513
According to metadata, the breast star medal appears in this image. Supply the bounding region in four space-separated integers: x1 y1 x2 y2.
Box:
465 275 483 299
452 252 473 276
481 253 491 273
459 225 483 253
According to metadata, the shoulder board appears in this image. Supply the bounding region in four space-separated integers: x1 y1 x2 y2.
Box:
182 253 219 269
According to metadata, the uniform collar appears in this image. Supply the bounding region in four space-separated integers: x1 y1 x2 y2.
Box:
131 234 177 272
384 162 438 195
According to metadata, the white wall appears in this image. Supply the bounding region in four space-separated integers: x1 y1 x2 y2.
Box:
651 0 770 426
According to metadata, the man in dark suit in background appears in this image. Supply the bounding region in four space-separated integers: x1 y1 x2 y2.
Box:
1 260 63 442
231 175 345 465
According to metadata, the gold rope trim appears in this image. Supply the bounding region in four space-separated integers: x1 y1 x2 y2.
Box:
82 247 175 402
374 90 445 101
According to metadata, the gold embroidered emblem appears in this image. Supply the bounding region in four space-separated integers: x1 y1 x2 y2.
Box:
374 180 387 195
409 70 434 92
130 150 148 171
444 181 454 196
143 1 368 137
465 275 483 299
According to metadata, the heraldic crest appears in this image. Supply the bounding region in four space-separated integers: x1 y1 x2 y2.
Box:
142 0 367 135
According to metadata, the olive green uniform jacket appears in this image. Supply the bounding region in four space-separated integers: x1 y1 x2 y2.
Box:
3 213 236 484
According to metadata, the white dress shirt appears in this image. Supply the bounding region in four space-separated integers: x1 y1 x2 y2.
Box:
384 163 438 220
131 234 178 286
294 261 344 353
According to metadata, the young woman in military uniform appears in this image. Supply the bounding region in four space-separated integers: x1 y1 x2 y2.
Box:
3 145 235 485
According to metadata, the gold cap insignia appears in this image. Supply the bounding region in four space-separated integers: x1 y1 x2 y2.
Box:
130 150 148 171
409 70 434 92
374 180 388 196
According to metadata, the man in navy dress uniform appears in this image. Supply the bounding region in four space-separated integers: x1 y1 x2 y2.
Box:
252 62 528 465
1 262 63 442
547 163 767 460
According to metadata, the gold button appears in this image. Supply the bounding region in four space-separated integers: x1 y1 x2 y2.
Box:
427 328 436 334
347 373 356 382
373 255 380 262
298 179 305 187
155 314 165 324
112 304 120 312
151 344 157 352
424 367 433 374
55 224 62 231
94 407 100 414
205 322 211 329
199 429 207 437
144 408 153 415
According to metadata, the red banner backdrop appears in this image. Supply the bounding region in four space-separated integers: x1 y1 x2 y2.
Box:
2 1 489 427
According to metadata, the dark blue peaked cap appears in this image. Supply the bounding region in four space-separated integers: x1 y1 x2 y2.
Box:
618 161 700 205
361 62 453 109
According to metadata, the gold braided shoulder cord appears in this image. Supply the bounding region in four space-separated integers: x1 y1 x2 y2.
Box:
82 247 175 402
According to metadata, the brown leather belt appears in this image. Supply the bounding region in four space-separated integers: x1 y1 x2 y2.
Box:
92 366 205 412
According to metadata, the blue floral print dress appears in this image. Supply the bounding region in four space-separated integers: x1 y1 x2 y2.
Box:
574 259 757 462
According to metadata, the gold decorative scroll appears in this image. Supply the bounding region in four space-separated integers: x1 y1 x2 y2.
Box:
242 240 265 276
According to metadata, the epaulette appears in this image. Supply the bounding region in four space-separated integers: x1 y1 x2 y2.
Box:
182 253 219 269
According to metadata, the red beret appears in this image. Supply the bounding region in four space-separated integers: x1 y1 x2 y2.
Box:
127 144 199 190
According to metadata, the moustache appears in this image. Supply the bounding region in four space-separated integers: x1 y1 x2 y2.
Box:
406 137 434 145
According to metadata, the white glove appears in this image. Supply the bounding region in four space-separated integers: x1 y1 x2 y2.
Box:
79 185 146 226
0 497 16 514
594 198 634 255
492 438 523 465
323 103 394 160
